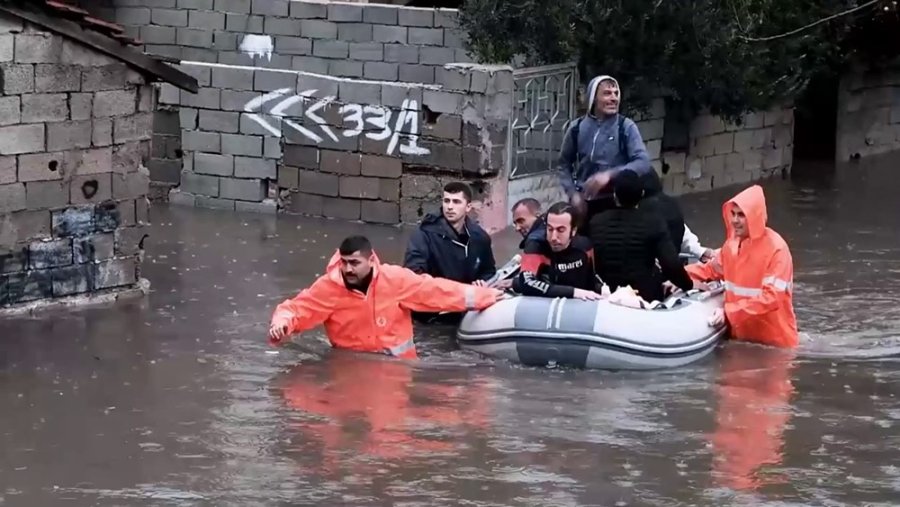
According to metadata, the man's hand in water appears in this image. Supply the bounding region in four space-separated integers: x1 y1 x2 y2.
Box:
268 322 289 345
708 308 725 327
584 172 612 199
573 289 604 301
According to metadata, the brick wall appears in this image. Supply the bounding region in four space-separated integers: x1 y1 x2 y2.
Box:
162 61 511 226
0 16 152 309
836 65 900 161
101 0 468 84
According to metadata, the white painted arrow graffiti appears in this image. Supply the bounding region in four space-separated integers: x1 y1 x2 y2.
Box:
243 89 429 156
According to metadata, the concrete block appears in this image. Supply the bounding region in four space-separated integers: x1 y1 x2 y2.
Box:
313 39 349 58
442 28 465 50
0 95 18 126
112 171 150 200
423 90 461 114
364 62 398 81
151 8 188 26
182 87 221 110
251 0 288 16
646 139 662 160
297 169 338 196
725 152 744 173
181 171 220 196
177 28 213 47
340 176 379 199
116 7 151 25
72 233 115 263
733 130 754 152
234 156 275 178
285 191 322 215
381 85 422 108
199 110 240 133
691 115 725 137
0 247 27 276
147 158 181 184
66 93 94 121
338 23 373 43
4 269 54 305
195 195 234 209
92 119 112 147
283 144 318 168
94 89 137 117
188 10 225 30
226 13 263 32
384 43 418 64
436 66 469 91
46 121 92 152
361 200 398 223
399 64 434 84
762 146 783 169
236 198 277 213
0 124 45 156
194 152 234 176
0 34 12 63
264 16 302 35
327 3 363 22
141 25 177 45
25 180 66 209
420 47 454 65
69 147 114 176
69 173 113 205
423 113 460 140
212 66 255 90
0 155 14 184
221 134 263 157
113 113 154 144
276 36 313 55
59 39 117 67
377 177 400 201
254 70 298 92
322 196 360 220
278 165 298 188
434 9 458 28
0 182 25 212
330 60 364 78
0 63 33 94
290 1 326 18
712 132 735 155
320 150 361 175
692 135 715 158
291 56 329 74
399 9 433 27
144 44 183 60
743 112 764 129
29 239 72 270
349 42 384 61
215 0 251 13
184 130 221 152
338 81 381 106
364 6 398 25
220 90 261 112
14 34 62 63
21 93 67 123
50 264 92 296
158 83 180 106
409 27 442 46
239 112 282 136
93 258 137 289
264 137 282 159
361 154 401 179
135 197 150 225
220 177 265 201
111 141 146 174
33 65 80 93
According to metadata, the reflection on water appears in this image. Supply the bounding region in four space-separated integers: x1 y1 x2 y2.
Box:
1 154 900 505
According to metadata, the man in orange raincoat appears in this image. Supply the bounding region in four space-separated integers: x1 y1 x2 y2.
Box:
686 185 799 348
268 235 503 358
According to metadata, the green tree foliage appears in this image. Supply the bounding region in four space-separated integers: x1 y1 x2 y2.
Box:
459 0 878 121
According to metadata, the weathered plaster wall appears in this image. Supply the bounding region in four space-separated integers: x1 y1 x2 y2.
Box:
837 65 900 161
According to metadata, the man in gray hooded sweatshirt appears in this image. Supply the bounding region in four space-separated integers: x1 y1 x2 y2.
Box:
558 75 652 226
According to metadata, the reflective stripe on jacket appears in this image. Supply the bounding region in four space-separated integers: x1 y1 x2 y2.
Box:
270 250 499 358
686 185 799 348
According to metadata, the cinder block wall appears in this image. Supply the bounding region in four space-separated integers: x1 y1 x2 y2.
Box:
161 61 511 226
99 0 468 84
0 17 153 308
836 65 900 161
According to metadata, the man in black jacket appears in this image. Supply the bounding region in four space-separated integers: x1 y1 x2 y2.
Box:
404 181 497 323
511 197 545 248
589 170 695 302
514 202 603 300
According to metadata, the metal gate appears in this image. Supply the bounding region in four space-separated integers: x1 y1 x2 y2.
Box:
508 63 578 180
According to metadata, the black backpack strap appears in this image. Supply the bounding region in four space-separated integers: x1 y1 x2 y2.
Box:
618 114 627 156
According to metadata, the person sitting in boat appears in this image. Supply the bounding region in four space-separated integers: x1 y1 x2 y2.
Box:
513 201 604 301
268 235 503 358
511 197 546 248
685 185 799 348
639 170 715 262
589 169 695 302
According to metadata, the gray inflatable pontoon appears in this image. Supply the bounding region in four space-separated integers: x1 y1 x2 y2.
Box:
457 284 726 371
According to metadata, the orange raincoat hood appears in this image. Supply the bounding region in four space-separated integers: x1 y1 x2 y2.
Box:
687 185 799 348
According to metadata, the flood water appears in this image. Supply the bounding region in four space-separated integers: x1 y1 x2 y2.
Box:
2 155 900 506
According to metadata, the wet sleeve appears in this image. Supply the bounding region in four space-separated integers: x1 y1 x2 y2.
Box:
617 121 651 176
686 247 725 281
557 122 579 198
514 241 576 298
681 224 706 257
402 229 430 275
477 235 497 281
395 268 499 313
270 278 335 335
654 222 694 292
724 248 793 326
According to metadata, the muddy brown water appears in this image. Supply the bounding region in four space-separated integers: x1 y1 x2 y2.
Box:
2 155 900 506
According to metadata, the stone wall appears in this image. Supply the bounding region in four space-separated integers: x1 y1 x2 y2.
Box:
98 0 468 83
162 61 510 225
0 16 152 309
836 65 900 161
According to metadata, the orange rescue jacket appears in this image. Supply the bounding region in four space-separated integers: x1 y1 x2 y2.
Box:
270 250 499 358
686 185 799 348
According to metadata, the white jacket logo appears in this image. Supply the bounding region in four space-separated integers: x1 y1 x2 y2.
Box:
556 259 583 273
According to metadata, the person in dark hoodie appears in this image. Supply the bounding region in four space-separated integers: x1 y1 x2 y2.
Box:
404 182 498 323
590 169 695 302
511 197 545 248
558 75 653 228
640 170 716 262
